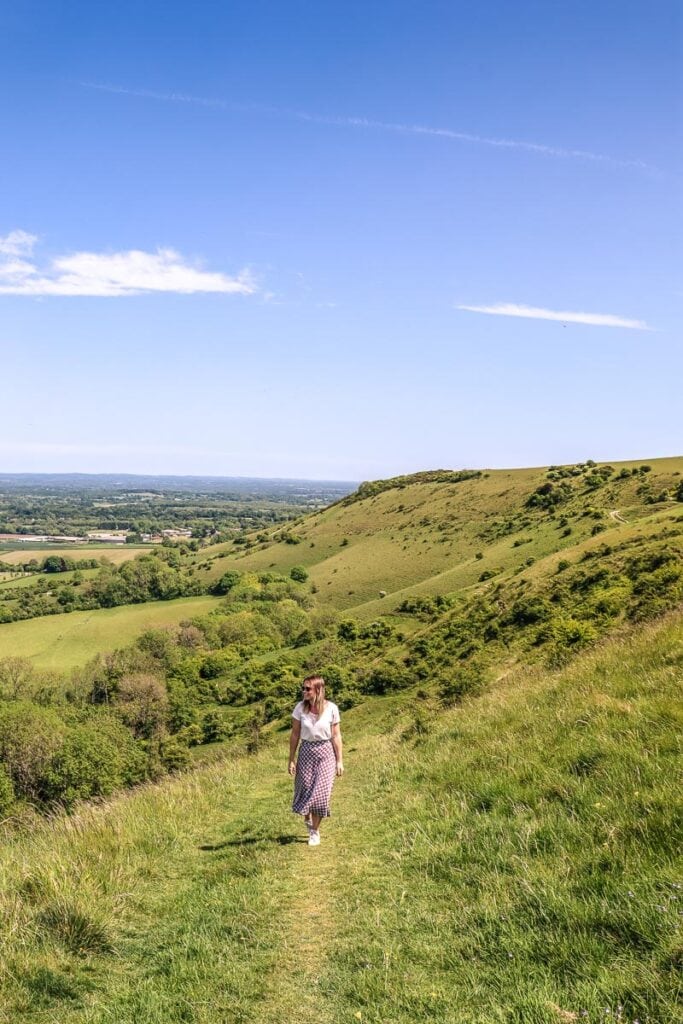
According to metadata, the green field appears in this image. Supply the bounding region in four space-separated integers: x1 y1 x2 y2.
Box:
0 596 222 670
0 545 147 566
0 612 680 1022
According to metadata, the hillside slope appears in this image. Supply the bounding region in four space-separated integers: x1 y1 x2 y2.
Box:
196 457 683 615
1 612 681 1023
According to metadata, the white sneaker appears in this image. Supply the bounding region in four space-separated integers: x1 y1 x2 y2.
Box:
308 830 321 847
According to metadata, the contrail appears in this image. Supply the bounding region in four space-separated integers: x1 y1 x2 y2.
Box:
81 81 655 173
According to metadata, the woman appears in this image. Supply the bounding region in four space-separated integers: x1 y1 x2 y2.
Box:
289 674 344 846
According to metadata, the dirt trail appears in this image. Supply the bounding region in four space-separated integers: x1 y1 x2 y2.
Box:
609 509 628 524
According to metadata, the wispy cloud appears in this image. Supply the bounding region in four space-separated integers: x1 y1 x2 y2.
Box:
0 231 255 297
82 82 653 173
457 302 652 330
0 229 38 257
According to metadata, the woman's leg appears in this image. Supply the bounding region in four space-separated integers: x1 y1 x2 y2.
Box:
311 812 322 831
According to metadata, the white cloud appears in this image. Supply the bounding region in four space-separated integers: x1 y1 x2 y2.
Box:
82 82 654 174
0 234 255 297
456 302 652 331
0 229 38 257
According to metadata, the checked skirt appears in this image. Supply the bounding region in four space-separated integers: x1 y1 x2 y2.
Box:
292 740 337 818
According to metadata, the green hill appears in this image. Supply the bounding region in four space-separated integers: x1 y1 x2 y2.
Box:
195 456 683 615
0 612 680 1022
0 457 681 1020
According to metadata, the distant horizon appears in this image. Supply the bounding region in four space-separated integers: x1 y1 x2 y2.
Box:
1 452 682 486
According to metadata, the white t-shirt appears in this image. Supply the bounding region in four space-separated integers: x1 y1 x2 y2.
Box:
292 700 340 742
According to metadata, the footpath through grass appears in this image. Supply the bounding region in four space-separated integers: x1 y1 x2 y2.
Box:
0 614 681 1023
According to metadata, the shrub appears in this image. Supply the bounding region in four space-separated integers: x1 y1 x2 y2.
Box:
439 662 488 705
211 570 242 595
543 616 598 667
290 565 309 583
202 710 229 744
361 663 410 695
337 620 359 641
0 703 66 801
199 650 240 680
41 721 145 807
159 736 191 772
506 596 552 627
526 481 573 510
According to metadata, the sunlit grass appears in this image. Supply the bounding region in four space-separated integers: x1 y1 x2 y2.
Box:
0 612 680 1022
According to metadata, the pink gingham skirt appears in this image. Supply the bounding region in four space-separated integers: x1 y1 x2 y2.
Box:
292 740 337 818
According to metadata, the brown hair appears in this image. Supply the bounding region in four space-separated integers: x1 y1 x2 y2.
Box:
302 675 326 717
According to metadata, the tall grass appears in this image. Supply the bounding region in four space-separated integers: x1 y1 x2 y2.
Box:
0 613 681 1022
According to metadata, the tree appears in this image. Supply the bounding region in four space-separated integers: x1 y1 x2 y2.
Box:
211 570 242 595
115 674 169 739
290 565 308 583
0 657 35 700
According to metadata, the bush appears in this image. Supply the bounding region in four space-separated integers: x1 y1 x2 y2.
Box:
290 565 309 583
0 703 66 801
211 570 242 596
361 663 410 695
337 620 359 642
41 721 145 807
542 616 598 667
505 596 552 627
199 650 240 680
202 710 229 743
159 736 191 772
439 662 488 705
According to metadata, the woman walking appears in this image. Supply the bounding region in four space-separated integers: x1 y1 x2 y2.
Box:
289 675 344 847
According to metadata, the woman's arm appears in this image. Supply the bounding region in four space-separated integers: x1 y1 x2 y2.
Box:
288 719 301 775
331 721 344 776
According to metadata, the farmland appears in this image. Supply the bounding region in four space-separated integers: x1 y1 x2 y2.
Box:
0 596 222 670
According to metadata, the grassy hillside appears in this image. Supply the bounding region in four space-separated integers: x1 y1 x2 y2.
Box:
0 457 680 676
0 612 680 1023
195 456 683 615
0 596 222 670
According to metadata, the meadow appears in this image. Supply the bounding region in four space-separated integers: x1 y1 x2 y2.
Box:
0 457 681 1022
0 545 146 566
0 596 221 670
0 613 680 1023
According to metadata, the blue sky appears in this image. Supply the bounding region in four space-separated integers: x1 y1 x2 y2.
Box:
1 1 680 480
